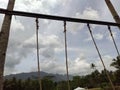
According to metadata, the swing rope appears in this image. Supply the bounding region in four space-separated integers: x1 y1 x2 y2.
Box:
36 18 42 90
87 24 115 90
108 26 120 56
64 21 70 90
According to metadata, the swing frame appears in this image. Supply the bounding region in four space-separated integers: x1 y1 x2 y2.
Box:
0 8 120 90
0 8 120 27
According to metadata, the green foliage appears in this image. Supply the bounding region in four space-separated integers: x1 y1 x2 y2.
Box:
3 70 113 90
91 63 96 70
42 76 55 90
110 55 120 70
57 81 68 90
3 56 120 90
110 55 120 84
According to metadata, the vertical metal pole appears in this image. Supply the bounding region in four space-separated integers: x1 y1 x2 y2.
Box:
0 0 15 90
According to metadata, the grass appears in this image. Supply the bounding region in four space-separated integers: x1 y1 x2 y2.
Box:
88 88 102 90
88 86 120 90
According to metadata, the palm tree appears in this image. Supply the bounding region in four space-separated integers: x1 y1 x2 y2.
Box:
90 63 96 71
110 55 120 84
110 55 120 70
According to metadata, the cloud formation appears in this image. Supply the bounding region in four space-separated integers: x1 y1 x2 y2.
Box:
0 0 119 75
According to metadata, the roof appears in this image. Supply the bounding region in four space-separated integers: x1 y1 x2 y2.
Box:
74 87 86 90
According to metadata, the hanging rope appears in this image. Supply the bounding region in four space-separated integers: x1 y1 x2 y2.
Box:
64 21 70 90
87 24 115 90
35 18 42 90
108 25 119 56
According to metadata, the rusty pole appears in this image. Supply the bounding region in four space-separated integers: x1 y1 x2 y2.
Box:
105 0 120 29
0 0 15 90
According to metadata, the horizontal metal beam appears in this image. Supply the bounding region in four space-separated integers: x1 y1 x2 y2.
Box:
0 8 120 27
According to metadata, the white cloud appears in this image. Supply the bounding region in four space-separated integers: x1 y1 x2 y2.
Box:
94 33 104 40
1 0 119 76
67 22 84 34
107 31 117 41
4 39 25 75
0 0 8 9
42 35 62 48
14 0 66 14
68 7 100 34
11 18 25 31
41 59 66 74
84 35 92 42
85 32 104 42
76 7 100 20
30 53 91 75
84 29 106 42
23 34 63 49
41 47 55 59
42 0 59 8
22 33 64 62
69 54 90 75
13 0 49 15
95 55 116 71
29 54 116 75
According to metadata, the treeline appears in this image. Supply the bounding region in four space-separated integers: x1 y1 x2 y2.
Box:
3 70 119 90
3 56 120 90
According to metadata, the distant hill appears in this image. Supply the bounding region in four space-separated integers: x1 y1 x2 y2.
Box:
5 71 73 82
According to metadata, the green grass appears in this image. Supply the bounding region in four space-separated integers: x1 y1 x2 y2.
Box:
88 88 102 90
88 86 120 90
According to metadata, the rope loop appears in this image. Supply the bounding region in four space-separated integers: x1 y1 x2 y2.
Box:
36 18 39 30
87 23 92 33
64 21 66 32
108 25 113 36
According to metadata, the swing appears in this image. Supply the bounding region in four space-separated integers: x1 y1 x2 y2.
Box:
35 18 42 90
64 21 71 90
87 24 115 90
34 17 119 90
107 26 119 56
35 19 71 90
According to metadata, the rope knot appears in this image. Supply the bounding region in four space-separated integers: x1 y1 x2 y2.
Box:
108 26 113 36
36 18 39 30
87 23 92 33
64 21 66 32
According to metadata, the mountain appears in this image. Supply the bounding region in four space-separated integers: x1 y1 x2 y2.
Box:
5 71 73 82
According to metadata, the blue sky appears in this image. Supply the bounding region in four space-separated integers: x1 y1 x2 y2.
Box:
0 0 120 75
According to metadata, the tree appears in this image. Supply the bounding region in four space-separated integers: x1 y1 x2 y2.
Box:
57 81 68 90
72 76 81 89
42 76 55 90
110 56 120 70
17 79 23 90
90 63 96 70
90 63 97 74
110 55 120 84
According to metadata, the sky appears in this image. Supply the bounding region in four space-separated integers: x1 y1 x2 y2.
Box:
0 0 120 76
